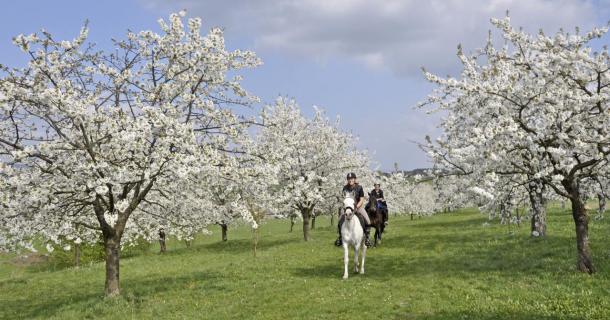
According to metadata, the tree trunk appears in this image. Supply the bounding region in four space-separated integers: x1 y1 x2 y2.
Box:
572 196 595 273
302 208 311 241
311 213 316 230
252 227 259 258
331 208 337 227
528 179 547 237
221 223 228 241
563 180 595 274
597 193 606 219
104 237 121 297
499 202 508 225
289 216 295 232
159 239 166 253
74 243 81 268
158 228 167 253
410 213 414 220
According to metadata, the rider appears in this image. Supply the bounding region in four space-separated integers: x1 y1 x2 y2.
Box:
334 172 372 247
370 183 389 225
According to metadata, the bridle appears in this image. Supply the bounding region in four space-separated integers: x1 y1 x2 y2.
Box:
344 205 354 220
343 197 355 220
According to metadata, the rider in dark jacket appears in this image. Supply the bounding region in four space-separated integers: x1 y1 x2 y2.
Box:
370 183 388 225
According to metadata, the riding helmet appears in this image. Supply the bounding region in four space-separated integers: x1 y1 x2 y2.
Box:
346 172 357 179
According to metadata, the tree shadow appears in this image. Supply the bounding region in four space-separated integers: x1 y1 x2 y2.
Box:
0 276 30 288
122 270 227 297
167 237 296 256
380 231 573 251
406 215 489 230
393 310 587 320
1 270 225 319
290 230 580 281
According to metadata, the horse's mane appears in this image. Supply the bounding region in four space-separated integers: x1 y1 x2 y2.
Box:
367 192 383 214
343 197 355 210
368 191 379 201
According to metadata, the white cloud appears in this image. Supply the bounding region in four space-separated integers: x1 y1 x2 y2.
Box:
139 0 607 170
142 0 602 76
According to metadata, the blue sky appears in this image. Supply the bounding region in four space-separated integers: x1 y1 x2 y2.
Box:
1 0 608 170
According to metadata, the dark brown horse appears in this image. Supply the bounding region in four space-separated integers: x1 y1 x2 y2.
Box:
366 192 386 246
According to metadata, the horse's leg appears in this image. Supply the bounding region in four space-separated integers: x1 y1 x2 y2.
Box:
360 240 366 274
353 243 360 273
373 225 379 247
377 221 382 245
342 243 349 279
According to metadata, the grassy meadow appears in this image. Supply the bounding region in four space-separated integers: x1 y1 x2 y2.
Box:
1 206 609 319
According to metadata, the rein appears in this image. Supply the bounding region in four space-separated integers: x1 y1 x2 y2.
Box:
344 206 354 219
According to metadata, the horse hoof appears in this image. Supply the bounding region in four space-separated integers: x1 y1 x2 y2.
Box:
360 270 365 274
342 275 348 280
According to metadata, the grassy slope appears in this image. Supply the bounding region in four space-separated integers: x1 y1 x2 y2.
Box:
1 207 609 320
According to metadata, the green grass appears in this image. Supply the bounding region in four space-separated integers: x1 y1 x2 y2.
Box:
1 207 609 319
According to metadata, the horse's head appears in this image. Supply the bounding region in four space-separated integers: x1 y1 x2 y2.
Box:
343 197 355 220
367 192 377 208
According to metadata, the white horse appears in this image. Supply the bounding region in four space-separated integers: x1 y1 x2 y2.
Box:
341 197 366 279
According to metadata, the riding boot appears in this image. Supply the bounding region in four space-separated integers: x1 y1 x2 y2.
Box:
364 226 372 247
335 232 343 246
335 222 343 246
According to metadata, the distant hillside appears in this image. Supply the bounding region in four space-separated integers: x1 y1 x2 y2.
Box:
376 168 433 178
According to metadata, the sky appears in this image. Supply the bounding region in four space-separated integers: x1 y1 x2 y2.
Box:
0 0 609 171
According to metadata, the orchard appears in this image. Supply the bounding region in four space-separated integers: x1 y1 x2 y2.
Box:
1 5 609 320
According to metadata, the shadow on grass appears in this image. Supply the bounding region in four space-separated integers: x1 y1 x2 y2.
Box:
408 310 586 320
407 215 489 229
290 230 578 281
122 270 227 296
1 270 225 319
167 237 296 256
0 276 30 289
10 235 299 277
1 289 103 320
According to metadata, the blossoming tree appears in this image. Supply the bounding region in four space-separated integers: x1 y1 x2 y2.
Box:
421 16 610 273
255 98 370 241
379 172 441 219
0 12 261 295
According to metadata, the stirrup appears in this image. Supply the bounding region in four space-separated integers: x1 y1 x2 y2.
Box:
334 237 342 247
364 237 372 247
